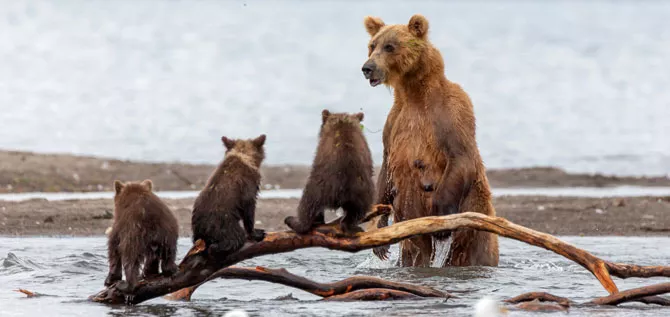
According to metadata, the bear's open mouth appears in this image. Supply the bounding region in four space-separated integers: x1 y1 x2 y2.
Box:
369 78 382 87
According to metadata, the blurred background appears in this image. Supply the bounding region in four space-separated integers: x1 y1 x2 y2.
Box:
1 0 668 176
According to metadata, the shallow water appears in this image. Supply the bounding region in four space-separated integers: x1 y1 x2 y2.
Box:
0 0 669 176
1 236 669 316
2 185 670 202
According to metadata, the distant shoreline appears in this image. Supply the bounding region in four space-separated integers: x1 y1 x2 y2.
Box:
1 195 669 238
2 149 670 193
1 149 669 237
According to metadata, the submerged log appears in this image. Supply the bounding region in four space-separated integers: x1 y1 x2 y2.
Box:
323 289 422 301
90 207 670 307
164 265 452 301
505 292 572 308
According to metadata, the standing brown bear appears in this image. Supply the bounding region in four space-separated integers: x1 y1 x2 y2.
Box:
191 134 267 257
104 179 179 291
361 14 499 267
284 110 374 235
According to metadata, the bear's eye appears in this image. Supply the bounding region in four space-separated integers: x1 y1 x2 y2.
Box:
383 44 395 53
369 44 376 51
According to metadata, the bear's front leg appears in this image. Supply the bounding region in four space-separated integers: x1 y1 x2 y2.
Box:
430 158 476 240
371 157 395 260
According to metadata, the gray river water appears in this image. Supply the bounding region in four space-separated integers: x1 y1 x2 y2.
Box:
1 236 669 316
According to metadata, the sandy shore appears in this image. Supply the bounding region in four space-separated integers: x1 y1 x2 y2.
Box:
1 150 669 237
2 150 670 193
1 195 669 237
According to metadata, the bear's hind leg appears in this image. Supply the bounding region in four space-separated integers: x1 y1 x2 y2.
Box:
160 243 178 276
209 220 246 257
119 256 142 293
142 253 160 278
339 202 366 235
285 205 325 234
104 234 122 287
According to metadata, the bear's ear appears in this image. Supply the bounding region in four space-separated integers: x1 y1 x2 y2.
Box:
364 16 385 37
354 112 364 122
252 134 266 148
140 179 153 191
113 180 124 194
221 136 236 150
321 109 331 124
408 14 429 39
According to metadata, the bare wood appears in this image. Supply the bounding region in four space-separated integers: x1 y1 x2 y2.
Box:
165 265 451 301
506 283 670 308
589 283 670 306
607 262 670 279
90 211 670 306
635 295 670 306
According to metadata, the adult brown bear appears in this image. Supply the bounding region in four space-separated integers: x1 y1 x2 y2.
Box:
361 14 499 267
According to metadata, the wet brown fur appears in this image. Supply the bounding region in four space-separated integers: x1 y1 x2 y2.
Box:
285 110 375 235
191 134 267 257
362 14 499 267
104 179 179 291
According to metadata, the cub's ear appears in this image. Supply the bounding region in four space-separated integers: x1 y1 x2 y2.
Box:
113 180 124 194
140 179 153 191
221 136 236 150
354 112 365 122
408 14 429 39
364 16 385 37
252 134 266 148
321 109 331 124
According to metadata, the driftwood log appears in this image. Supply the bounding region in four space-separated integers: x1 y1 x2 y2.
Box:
87 205 670 309
164 266 451 301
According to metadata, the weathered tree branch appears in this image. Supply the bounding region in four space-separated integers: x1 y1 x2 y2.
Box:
90 209 670 307
505 282 670 310
164 266 451 301
589 283 670 306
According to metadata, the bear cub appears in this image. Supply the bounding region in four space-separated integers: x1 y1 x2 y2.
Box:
104 179 179 291
191 134 267 257
285 110 374 235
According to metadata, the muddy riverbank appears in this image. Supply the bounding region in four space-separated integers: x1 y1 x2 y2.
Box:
1 195 669 237
2 150 670 193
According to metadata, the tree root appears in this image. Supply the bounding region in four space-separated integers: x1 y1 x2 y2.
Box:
88 207 670 308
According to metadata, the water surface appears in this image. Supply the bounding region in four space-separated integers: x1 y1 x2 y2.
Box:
1 236 669 316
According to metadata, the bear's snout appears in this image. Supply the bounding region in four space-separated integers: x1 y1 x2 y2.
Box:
361 61 376 79
362 61 383 87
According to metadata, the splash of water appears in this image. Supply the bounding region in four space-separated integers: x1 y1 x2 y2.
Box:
224 310 249 317
430 236 453 268
356 244 400 269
